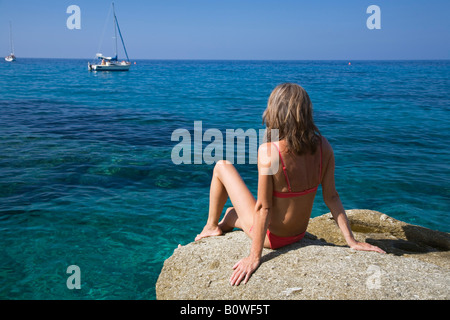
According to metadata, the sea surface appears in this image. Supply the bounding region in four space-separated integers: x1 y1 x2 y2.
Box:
0 59 449 299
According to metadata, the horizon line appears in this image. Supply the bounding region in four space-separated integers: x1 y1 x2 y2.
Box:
4 57 450 62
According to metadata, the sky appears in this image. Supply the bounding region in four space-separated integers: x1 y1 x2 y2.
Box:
0 0 449 60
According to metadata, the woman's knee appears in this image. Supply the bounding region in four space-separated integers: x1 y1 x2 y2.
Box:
216 159 233 167
214 159 233 176
225 206 235 214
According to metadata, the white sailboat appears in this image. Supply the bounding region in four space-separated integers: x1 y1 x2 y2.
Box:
5 21 16 62
88 3 131 71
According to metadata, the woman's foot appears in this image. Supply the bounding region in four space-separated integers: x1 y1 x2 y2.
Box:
195 224 223 241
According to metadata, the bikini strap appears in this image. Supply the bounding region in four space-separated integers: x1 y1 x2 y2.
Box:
272 142 292 192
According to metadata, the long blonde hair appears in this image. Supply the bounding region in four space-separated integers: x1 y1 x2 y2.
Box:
263 83 321 154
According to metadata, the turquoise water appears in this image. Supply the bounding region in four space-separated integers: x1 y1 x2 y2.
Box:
0 59 449 299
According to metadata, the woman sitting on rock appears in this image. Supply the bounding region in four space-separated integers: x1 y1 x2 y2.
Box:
195 83 385 286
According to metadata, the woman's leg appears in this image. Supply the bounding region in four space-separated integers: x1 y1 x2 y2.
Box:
195 160 256 241
218 207 238 233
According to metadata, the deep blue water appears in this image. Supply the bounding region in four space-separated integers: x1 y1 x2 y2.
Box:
0 59 449 299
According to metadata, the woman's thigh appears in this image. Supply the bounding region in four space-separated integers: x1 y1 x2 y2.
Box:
215 161 255 234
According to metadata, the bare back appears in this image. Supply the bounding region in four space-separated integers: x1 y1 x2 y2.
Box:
268 136 333 237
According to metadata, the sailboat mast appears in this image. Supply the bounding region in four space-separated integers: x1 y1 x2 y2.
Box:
112 3 118 60
9 21 14 55
112 4 130 61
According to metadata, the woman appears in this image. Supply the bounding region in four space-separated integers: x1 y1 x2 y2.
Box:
195 83 385 286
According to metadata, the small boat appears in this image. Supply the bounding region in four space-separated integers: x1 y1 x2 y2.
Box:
88 54 130 71
5 21 16 62
5 54 16 62
89 3 130 71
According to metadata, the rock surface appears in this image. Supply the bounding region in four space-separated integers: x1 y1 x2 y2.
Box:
156 210 450 300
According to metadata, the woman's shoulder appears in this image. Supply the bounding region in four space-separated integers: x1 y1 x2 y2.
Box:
258 142 278 157
258 142 280 166
320 136 334 156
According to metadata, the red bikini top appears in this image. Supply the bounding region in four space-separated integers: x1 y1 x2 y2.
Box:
272 142 322 198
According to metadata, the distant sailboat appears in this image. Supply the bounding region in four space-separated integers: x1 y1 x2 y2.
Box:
88 3 131 71
5 21 16 62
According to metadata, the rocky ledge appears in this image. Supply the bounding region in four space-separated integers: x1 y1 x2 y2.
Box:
156 210 449 300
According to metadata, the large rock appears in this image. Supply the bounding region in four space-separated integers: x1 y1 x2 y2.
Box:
307 209 450 268
156 210 450 300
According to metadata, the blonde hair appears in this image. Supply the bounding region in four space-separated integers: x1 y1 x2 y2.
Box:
263 83 321 154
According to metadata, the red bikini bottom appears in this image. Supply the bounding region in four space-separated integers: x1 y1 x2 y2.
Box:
250 226 306 249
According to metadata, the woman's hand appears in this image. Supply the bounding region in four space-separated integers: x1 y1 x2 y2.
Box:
230 256 260 286
349 241 386 254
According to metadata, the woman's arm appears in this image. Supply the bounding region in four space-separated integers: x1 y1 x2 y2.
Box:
321 140 385 253
230 143 274 285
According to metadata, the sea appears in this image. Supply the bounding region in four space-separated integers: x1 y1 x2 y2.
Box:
0 59 449 299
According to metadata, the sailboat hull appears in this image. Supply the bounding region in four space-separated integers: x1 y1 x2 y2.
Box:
5 55 16 62
88 62 130 71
